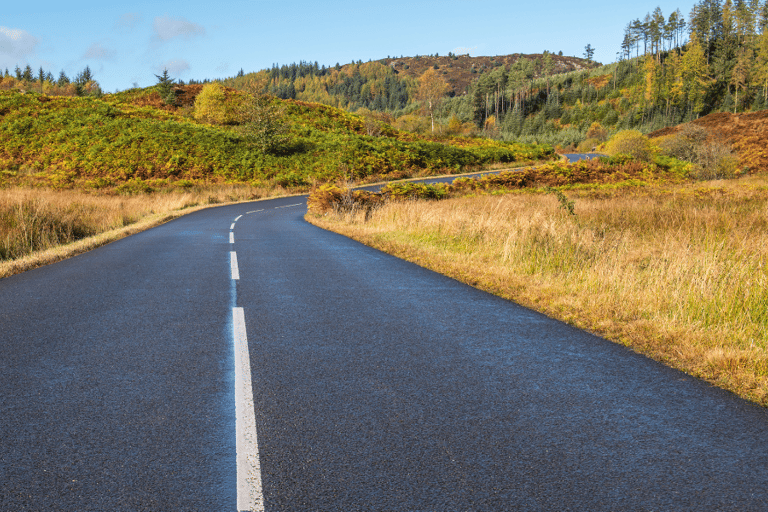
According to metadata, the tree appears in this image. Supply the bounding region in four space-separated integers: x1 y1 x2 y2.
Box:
57 70 70 87
154 68 177 105
194 82 229 124
416 68 448 133
37 66 45 93
679 33 710 116
753 28 768 102
543 52 555 95
730 45 752 110
22 65 33 82
583 44 595 63
237 85 289 153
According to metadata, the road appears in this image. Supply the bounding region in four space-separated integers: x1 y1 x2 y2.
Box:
1 168 768 510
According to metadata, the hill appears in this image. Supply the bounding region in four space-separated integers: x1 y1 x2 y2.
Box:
0 86 553 192
218 53 596 113
378 53 593 97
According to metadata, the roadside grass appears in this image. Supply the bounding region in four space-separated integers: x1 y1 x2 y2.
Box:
0 183 293 278
306 176 768 406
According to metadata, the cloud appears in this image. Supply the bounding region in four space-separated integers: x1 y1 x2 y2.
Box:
153 16 205 42
452 46 478 56
116 13 141 30
0 27 38 61
156 59 191 77
215 62 229 74
84 43 115 61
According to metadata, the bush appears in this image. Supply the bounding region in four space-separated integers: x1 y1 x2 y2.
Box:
657 124 738 180
194 83 230 124
604 130 653 161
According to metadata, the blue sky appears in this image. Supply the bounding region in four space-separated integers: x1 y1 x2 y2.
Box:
2 0 692 93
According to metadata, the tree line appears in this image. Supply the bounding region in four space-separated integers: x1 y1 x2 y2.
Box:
1 64 101 96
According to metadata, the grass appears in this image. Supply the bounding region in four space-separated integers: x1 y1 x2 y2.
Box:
306 176 768 406
0 183 295 278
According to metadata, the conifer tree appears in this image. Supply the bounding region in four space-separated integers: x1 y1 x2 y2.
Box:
154 68 176 105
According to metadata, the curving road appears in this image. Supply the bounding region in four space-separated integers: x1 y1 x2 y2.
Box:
1 175 768 510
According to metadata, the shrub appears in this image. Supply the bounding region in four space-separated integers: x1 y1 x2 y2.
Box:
604 130 653 161
194 83 230 124
657 125 738 180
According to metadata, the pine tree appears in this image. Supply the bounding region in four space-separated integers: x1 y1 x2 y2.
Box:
57 70 70 87
22 65 33 82
154 68 176 105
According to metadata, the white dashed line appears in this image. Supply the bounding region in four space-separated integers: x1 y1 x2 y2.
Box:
230 252 240 280
274 203 303 209
230 223 236 230
246 210 264 214
234 215 243 222
230 232 235 244
233 307 264 512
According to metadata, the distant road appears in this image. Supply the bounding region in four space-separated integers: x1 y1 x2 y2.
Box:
359 153 606 191
2 169 768 510
563 152 607 162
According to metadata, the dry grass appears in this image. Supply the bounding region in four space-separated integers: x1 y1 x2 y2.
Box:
307 177 768 405
0 183 296 278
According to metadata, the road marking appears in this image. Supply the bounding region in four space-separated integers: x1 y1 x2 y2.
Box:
246 210 263 214
233 307 264 512
230 223 236 230
274 203 302 209
230 252 240 280
230 232 235 244
234 215 243 222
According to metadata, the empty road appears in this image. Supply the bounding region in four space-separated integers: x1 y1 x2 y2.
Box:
1 191 767 511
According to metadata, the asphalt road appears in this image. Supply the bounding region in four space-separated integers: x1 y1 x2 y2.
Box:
2 169 768 510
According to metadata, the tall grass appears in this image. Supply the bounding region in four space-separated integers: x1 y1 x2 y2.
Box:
0 183 290 277
308 177 768 405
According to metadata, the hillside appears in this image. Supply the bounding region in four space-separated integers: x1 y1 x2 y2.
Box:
650 109 768 173
218 53 596 113
0 87 553 192
381 53 594 97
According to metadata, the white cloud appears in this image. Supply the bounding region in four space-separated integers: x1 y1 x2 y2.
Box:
452 46 478 57
0 27 39 62
116 13 142 30
84 43 115 61
215 62 230 74
153 16 205 42
157 59 191 77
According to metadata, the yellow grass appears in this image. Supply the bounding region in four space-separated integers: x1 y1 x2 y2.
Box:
0 184 297 278
307 177 768 405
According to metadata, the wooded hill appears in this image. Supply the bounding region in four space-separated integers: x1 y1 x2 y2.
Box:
219 53 596 114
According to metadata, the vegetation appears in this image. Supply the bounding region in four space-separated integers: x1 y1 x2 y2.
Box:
0 87 551 193
306 162 768 406
0 184 286 278
0 84 552 267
